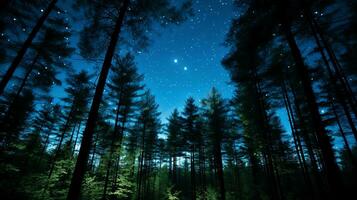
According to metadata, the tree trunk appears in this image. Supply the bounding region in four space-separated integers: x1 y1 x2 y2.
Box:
66 1 130 199
330 97 357 167
68 123 78 148
214 143 225 200
137 123 147 200
0 0 57 95
282 22 343 199
282 83 314 198
72 124 81 156
190 144 196 200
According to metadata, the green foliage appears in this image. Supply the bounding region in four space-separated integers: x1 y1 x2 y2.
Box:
81 175 102 200
197 187 218 200
166 186 181 200
110 168 135 199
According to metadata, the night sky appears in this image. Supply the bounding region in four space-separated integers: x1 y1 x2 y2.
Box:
52 0 238 122
45 0 294 133
134 0 236 120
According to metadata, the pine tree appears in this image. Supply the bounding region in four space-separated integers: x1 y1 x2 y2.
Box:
102 53 144 199
202 88 227 200
135 90 161 200
166 109 183 186
181 97 200 200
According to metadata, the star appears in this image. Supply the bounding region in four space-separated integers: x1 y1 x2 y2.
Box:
174 59 178 63
183 66 188 71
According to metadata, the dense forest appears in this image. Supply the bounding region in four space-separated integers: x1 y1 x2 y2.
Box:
0 0 356 200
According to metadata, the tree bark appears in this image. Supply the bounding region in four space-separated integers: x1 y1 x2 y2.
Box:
0 0 58 95
66 1 130 199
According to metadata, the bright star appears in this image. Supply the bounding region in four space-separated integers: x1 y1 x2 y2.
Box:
184 66 188 71
174 59 178 63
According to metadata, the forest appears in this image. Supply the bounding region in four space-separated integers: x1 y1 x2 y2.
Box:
0 0 356 200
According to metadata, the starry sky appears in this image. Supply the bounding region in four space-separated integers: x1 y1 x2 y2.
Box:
134 0 236 121
54 0 238 122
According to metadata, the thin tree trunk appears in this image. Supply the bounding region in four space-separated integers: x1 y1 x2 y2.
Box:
282 22 343 199
282 83 313 198
0 0 57 95
72 124 81 156
137 123 146 200
191 144 196 200
214 143 225 200
330 97 357 167
90 132 99 171
66 1 130 199
68 123 78 147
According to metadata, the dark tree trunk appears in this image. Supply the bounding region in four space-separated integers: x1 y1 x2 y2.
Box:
190 144 196 200
173 155 177 185
137 123 146 200
282 83 314 198
214 143 225 200
90 132 99 171
282 22 343 199
0 0 57 95
68 123 78 147
137 150 145 200
66 1 130 199
330 97 357 167
72 124 81 156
